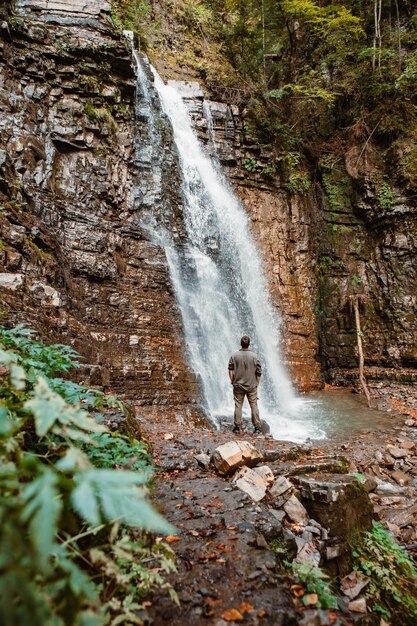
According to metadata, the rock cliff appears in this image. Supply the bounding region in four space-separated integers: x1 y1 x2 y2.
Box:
1 0 416 408
0 0 199 405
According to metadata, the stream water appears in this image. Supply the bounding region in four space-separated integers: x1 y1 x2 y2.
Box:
132 49 390 443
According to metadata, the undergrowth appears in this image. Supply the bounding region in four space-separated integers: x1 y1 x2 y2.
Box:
0 325 177 626
353 522 417 624
286 561 338 609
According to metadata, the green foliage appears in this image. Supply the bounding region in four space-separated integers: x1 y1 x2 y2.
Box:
353 522 417 625
286 561 338 609
111 0 152 47
321 163 352 212
318 255 345 274
243 157 262 173
0 325 80 377
287 172 311 194
84 103 117 133
85 433 151 472
377 181 394 210
0 326 176 626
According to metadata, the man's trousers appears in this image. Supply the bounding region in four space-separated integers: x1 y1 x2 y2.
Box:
233 386 261 429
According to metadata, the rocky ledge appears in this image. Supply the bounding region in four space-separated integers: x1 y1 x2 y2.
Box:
139 397 417 626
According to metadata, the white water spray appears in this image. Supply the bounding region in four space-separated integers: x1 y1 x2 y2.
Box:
133 52 322 441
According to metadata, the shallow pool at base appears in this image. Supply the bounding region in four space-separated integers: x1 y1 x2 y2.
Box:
213 389 395 443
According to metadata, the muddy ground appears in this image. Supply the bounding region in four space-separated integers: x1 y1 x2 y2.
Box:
137 384 417 626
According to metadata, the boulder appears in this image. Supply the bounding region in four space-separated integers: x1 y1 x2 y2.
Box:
270 476 293 498
232 466 267 502
386 445 409 459
294 541 321 566
348 597 367 613
253 465 274 487
0 272 23 290
194 453 211 469
391 470 411 486
283 495 309 525
340 571 370 600
295 474 373 541
212 440 262 476
295 474 374 577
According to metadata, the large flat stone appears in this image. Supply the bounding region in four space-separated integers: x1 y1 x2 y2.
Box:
283 495 309 525
270 476 293 498
212 440 262 476
232 466 267 502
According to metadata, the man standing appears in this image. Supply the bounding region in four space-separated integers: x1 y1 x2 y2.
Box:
228 335 262 434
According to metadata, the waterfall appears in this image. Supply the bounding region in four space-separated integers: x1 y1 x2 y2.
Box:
133 51 321 441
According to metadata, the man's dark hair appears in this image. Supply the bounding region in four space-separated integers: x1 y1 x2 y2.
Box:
241 335 250 349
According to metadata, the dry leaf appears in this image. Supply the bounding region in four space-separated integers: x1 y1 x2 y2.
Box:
290 584 305 598
221 608 244 622
239 602 254 612
164 433 174 440
190 530 200 537
205 596 223 607
304 593 318 606
165 535 180 543
257 609 266 618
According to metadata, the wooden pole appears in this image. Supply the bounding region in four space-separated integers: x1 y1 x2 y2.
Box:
352 297 372 408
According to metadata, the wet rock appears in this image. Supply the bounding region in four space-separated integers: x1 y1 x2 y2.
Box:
295 541 321 566
384 504 417 528
194 453 211 469
0 272 23 290
386 445 409 459
340 571 370 600
212 440 262 476
253 465 275 487
232 466 267 502
296 474 372 571
270 476 293 498
391 470 411 486
325 544 344 560
348 597 367 613
374 477 404 495
283 495 309 525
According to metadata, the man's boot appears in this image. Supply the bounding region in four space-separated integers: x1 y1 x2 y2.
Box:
232 425 242 433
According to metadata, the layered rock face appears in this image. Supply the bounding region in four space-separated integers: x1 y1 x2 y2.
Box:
317 158 417 385
176 83 417 388
1 0 416 405
0 0 199 404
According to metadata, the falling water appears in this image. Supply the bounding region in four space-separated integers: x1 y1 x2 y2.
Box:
133 51 323 441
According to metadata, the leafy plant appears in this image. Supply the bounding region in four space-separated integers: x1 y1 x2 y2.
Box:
0 324 80 377
84 432 151 472
286 561 338 609
377 181 394 210
0 325 176 626
353 522 417 624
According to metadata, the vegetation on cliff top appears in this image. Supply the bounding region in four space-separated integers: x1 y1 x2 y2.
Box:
112 0 417 194
0 325 177 626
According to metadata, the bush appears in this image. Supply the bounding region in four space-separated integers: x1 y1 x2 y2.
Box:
0 325 177 626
